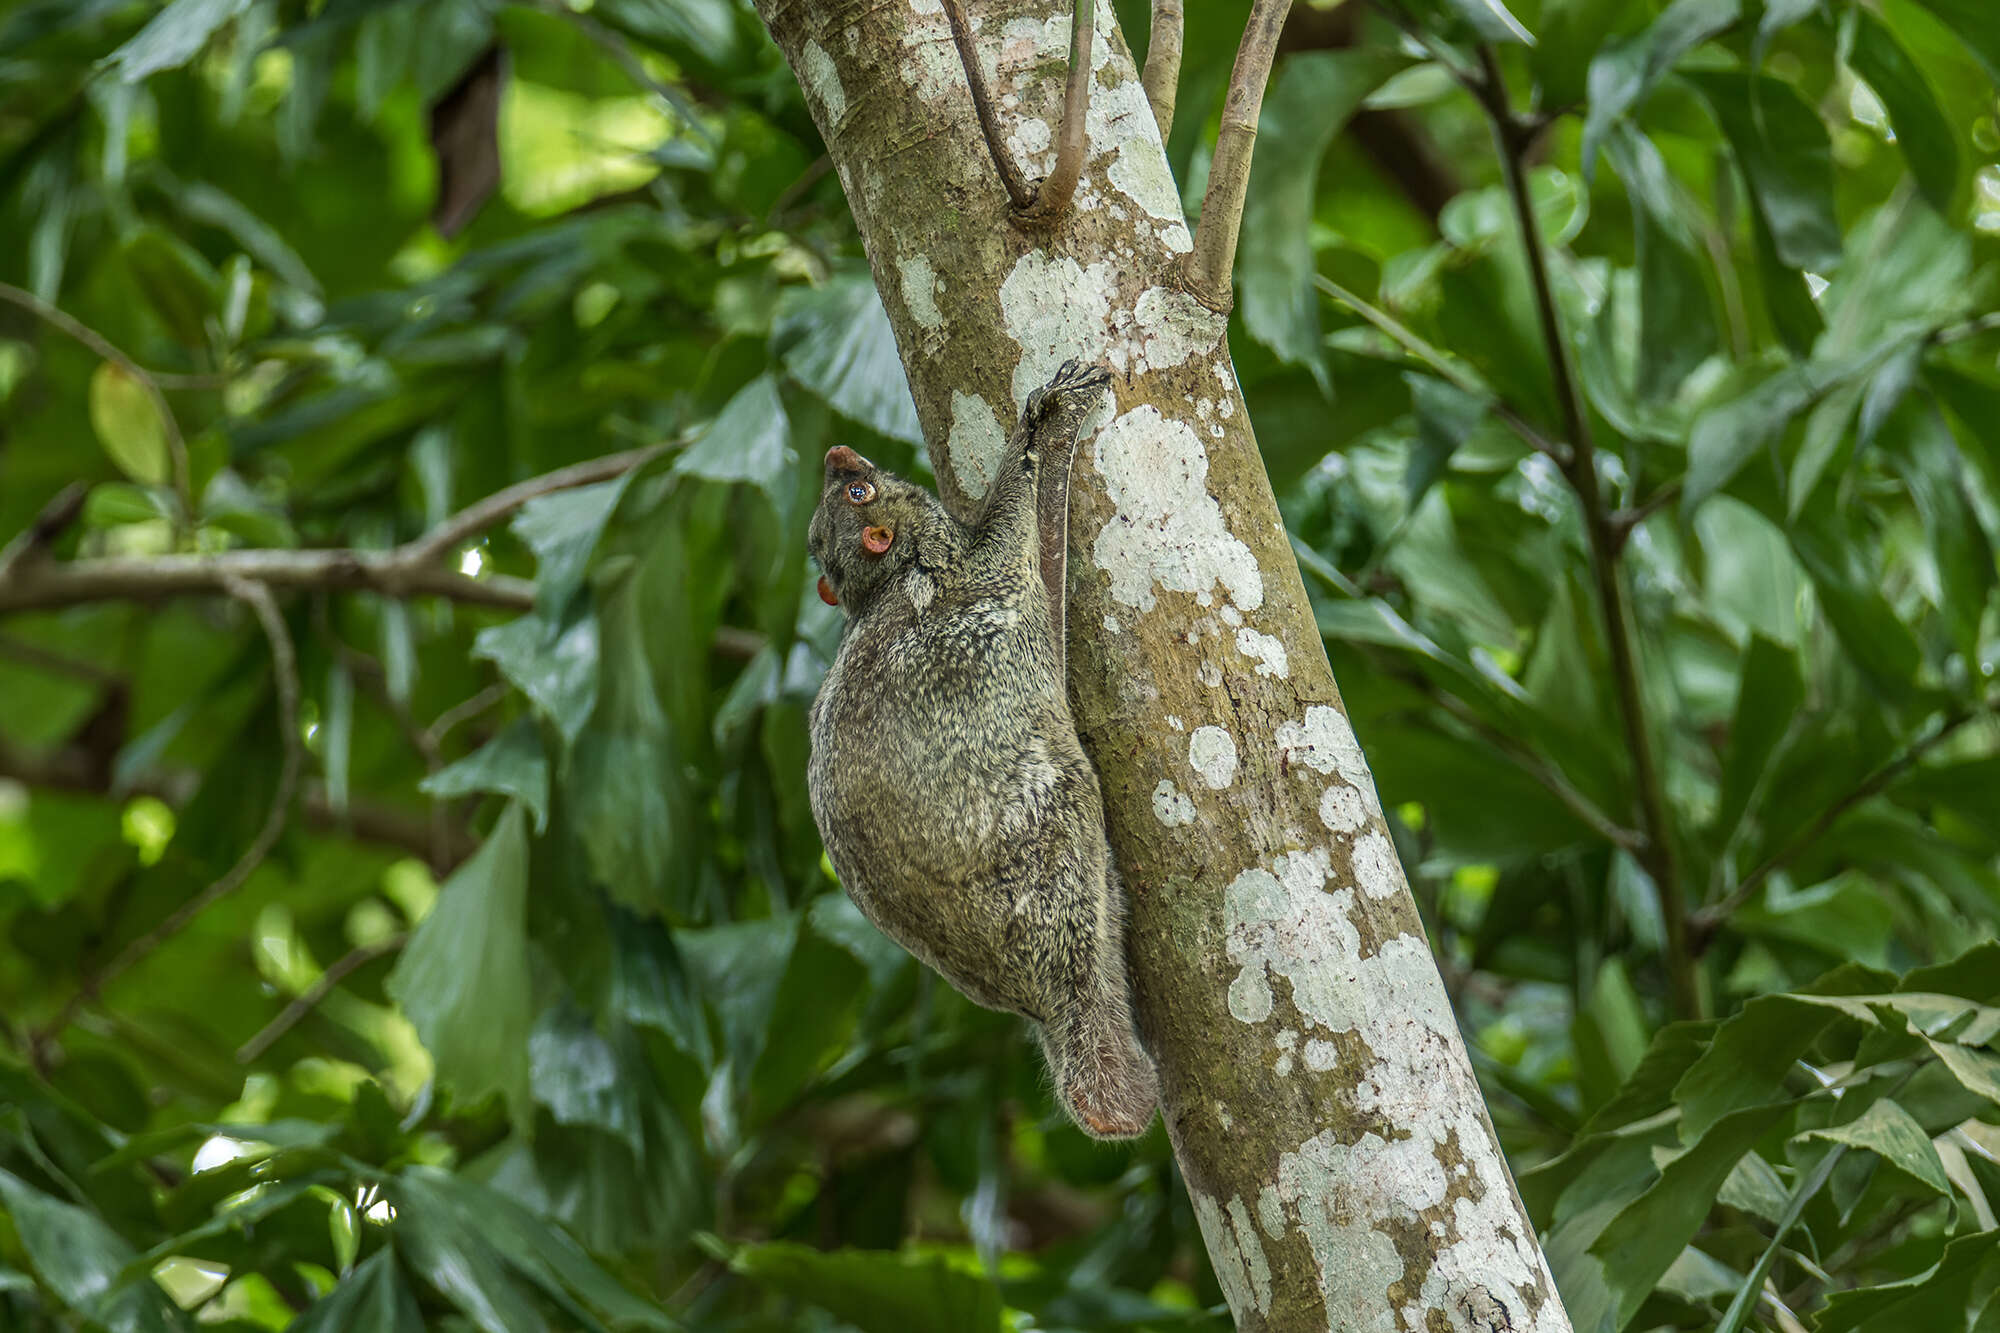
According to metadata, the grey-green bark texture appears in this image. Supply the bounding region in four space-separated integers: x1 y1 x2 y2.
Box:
754 3 1573 1329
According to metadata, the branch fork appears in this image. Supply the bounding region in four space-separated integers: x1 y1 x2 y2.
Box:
941 0 1096 224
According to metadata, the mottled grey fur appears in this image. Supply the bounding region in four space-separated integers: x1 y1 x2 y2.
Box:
806 361 1157 1139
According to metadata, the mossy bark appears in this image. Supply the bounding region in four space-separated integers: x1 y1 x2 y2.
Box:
754 3 1573 1329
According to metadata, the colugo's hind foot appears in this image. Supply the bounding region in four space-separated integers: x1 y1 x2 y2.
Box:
1025 358 1112 420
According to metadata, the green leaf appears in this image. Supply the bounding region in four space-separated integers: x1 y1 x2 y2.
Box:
728 1243 1002 1333
1238 48 1408 372
1580 0 1741 177
1404 373 1487 508
1685 70 1843 273
513 476 635 620
1847 12 1962 212
530 1002 645 1155
387 803 534 1124
1816 1229 2000 1333
1713 634 1804 844
120 225 222 348
749 915 868 1119
673 373 798 501
106 0 253 82
1605 127 1720 401
0 1167 134 1312
1803 1099 1951 1196
393 1168 675 1330
1532 0 1642 105
1683 352 1866 513
774 277 921 445
288 1249 425 1333
88 364 171 486
474 613 599 749
1439 0 1536 45
391 1173 551 1333
1556 1101 1792 1333
421 718 550 832
1905 0 2000 81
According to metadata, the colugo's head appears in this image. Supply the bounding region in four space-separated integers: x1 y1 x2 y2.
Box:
808 446 936 611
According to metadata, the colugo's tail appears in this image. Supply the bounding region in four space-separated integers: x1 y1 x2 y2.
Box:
1041 995 1159 1140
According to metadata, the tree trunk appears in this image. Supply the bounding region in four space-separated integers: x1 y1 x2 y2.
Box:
753 4 1573 1329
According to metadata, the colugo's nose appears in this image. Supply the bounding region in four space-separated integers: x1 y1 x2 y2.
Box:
824 445 868 477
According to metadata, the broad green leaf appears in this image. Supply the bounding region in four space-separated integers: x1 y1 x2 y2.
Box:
512 475 636 619
1532 0 1642 105
1816 1229 2000 1333
607 908 713 1065
1906 0 2000 80
1580 0 1740 176
749 916 868 1119
1556 1101 1791 1332
529 1002 645 1155
1802 1099 1951 1197
1787 505 1924 696
394 1168 675 1330
120 225 222 348
1847 12 1962 212
106 0 253 82
1238 48 1408 372
0 1167 133 1312
1439 0 1536 45
1683 349 1878 513
1712 635 1804 843
387 803 534 1125
729 1242 1002 1333
1685 71 1843 273
1886 409 1996 661
1404 373 1487 508
391 1171 550 1333
1672 968 1890 1140
773 277 921 445
421 718 550 832
88 364 171 486
288 1249 425 1333
474 612 599 749
1605 129 1720 401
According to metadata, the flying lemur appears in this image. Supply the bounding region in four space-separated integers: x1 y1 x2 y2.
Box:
805 360 1158 1139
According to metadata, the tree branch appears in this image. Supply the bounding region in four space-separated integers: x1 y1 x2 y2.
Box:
1142 0 1183 139
0 445 666 616
38 577 302 1045
939 0 1093 223
1183 0 1294 311
0 282 192 515
1470 46 1697 1019
236 934 408 1063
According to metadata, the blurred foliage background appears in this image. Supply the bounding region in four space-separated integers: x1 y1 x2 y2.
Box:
0 0 1996 1329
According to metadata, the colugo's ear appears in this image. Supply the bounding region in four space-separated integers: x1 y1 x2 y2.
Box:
861 525 893 555
817 576 838 606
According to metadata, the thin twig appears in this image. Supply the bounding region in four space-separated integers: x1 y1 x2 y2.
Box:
38 577 302 1044
236 934 408 1063
0 283 191 515
1184 0 1295 311
1471 45 1696 1018
1691 704 1989 942
1017 0 1094 222
1937 311 2000 345
0 632 124 686
1142 0 1184 140
398 444 666 566
1609 480 1682 549
0 484 87 583
940 0 1037 211
426 683 510 750
1314 274 1566 462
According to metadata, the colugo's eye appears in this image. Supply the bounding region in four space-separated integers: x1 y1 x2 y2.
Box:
846 480 876 504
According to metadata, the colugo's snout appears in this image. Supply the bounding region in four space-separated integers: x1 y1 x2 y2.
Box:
824 445 871 478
